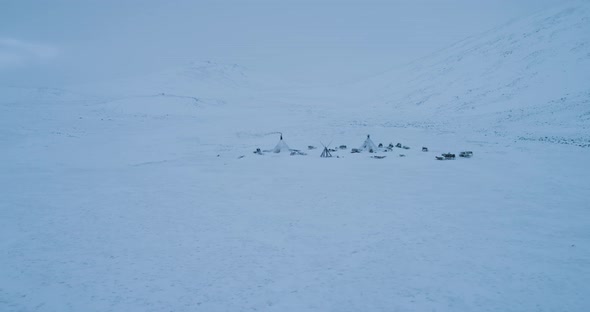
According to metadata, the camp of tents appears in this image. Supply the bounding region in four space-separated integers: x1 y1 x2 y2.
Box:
250 133 473 161
254 133 388 157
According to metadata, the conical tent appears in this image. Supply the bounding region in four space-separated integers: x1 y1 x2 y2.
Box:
360 135 378 152
320 147 332 158
271 134 290 153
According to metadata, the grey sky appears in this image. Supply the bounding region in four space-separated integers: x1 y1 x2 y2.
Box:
0 0 563 87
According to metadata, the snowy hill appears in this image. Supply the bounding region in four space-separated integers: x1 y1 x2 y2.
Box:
342 1 590 146
71 60 295 100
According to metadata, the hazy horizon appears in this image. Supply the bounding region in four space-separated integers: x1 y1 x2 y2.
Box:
1 0 564 87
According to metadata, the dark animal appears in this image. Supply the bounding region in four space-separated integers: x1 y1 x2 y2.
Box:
442 153 455 159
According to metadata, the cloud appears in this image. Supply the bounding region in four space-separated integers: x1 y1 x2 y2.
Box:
0 38 59 68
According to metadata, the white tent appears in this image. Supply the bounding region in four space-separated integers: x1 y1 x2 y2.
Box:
360 135 378 152
269 134 291 153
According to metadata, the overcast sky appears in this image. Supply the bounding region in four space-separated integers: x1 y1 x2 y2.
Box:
0 0 563 87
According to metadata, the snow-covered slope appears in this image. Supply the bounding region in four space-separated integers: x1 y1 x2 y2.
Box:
72 60 296 100
342 1 590 146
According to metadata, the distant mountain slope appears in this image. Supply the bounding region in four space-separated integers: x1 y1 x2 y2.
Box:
70 60 295 101
352 1 590 146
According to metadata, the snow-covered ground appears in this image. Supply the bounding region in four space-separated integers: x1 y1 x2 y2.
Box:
1 1 590 312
